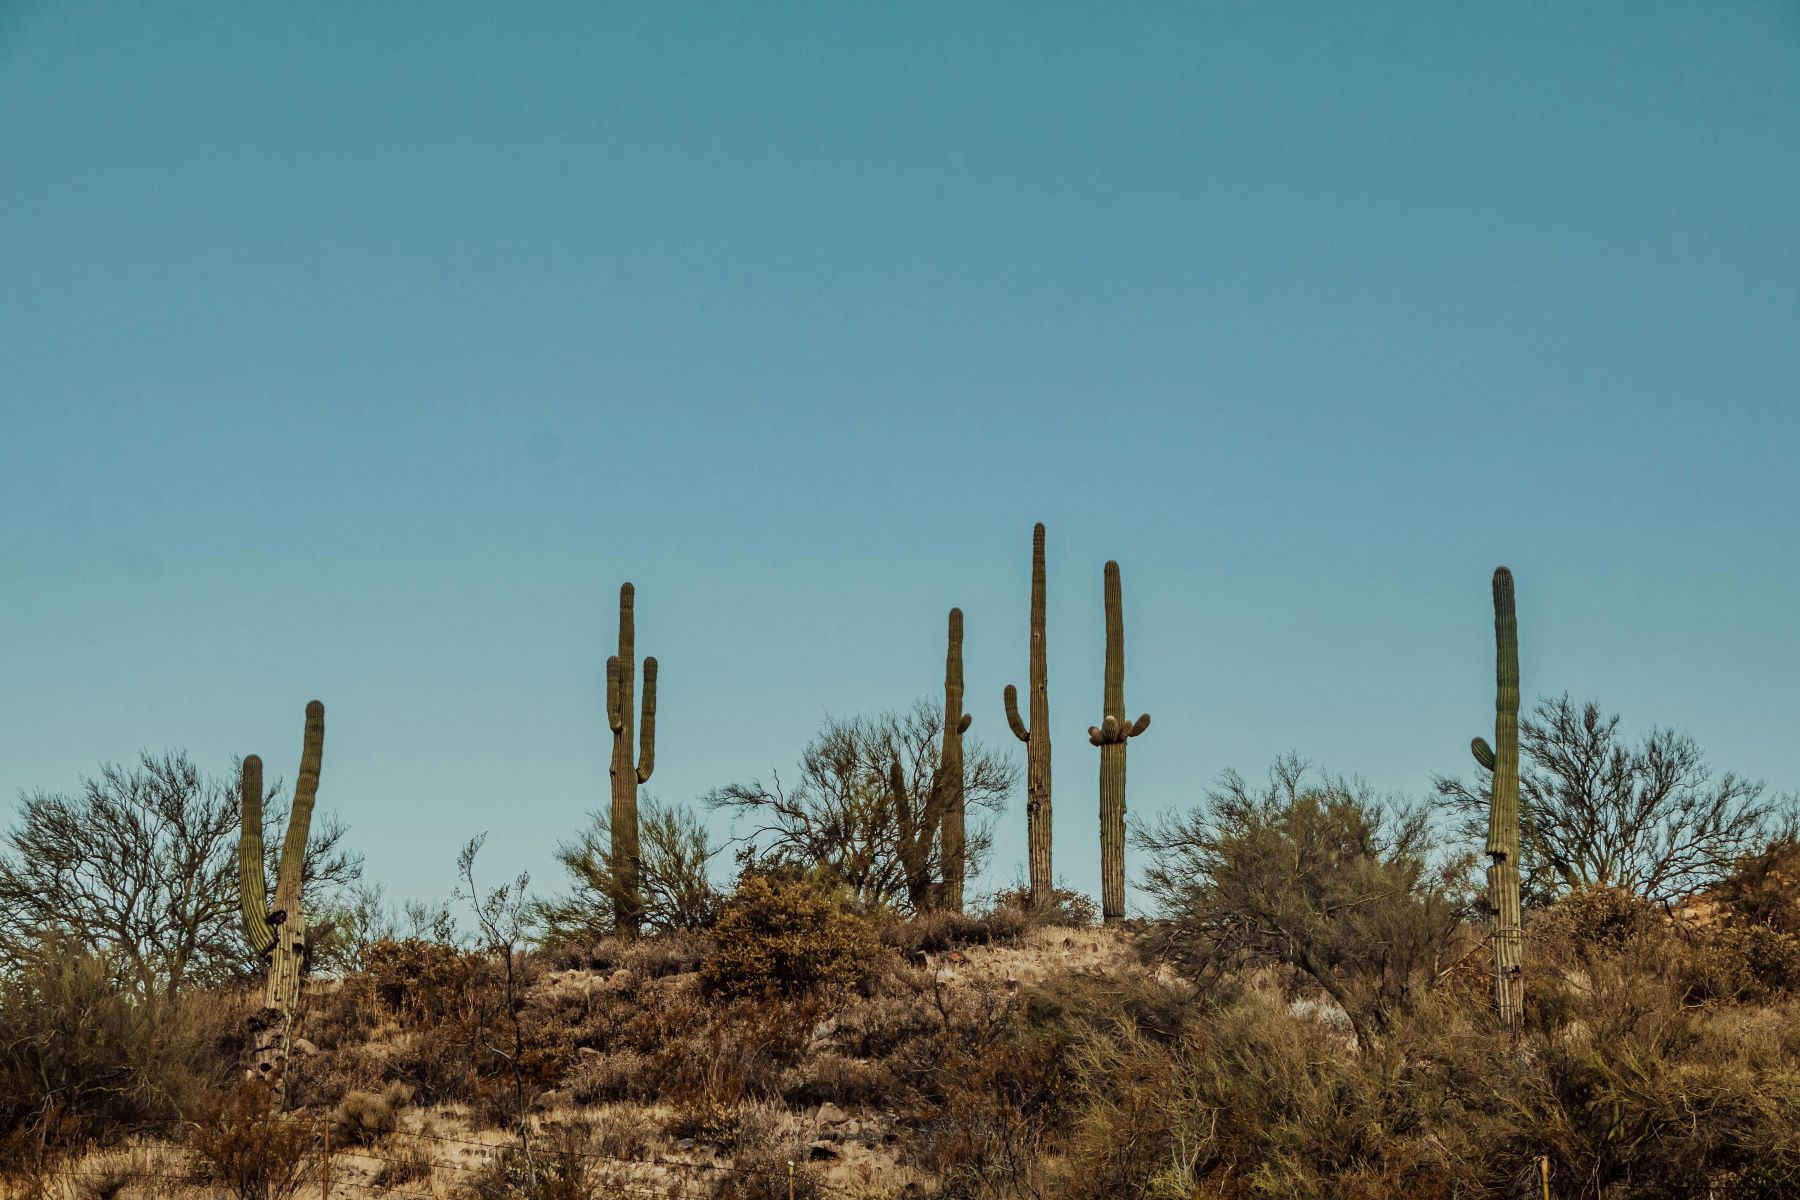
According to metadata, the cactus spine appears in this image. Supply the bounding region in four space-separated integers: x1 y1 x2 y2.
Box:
937 607 972 913
1089 561 1150 925
1471 567 1524 1030
606 582 657 937
1003 523 1053 909
238 699 324 1094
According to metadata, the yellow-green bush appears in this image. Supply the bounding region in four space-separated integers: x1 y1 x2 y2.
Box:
700 875 881 1000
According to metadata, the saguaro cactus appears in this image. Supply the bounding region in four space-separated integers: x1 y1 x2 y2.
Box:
1004 523 1053 909
1470 567 1524 1030
238 699 324 1093
937 607 972 913
1089 561 1150 925
892 758 942 912
606 582 657 936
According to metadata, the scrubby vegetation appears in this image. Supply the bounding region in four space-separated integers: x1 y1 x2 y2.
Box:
6 810 1800 1198
2 551 1796 1196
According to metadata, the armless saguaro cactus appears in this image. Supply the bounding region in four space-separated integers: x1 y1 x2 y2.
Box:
1089 561 1150 925
607 582 657 936
1470 567 1524 1030
238 699 324 1094
937 607 972 913
1004 523 1053 908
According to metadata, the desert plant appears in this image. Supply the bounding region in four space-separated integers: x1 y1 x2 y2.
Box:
329 1082 411 1146
0 750 357 1000
1437 692 1777 906
936 607 973 914
1003 522 1054 911
238 700 328 1092
990 884 1096 929
1138 756 1466 1048
701 875 881 1000
0 933 228 1149
708 704 1015 912
188 1081 317 1200
1470 566 1525 1030
537 797 717 942
1088 561 1150 924
370 1140 434 1191
454 836 536 1156
455 1134 595 1200
605 582 658 936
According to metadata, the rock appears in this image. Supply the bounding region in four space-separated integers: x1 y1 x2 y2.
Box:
946 950 968 965
808 1142 841 1162
815 1102 849 1125
674 1137 696 1150
576 1046 602 1058
291 1038 319 1057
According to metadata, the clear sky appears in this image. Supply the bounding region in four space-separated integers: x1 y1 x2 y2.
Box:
3 2 1797 913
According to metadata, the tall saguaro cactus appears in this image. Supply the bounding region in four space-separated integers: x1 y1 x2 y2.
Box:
1004 523 1053 908
238 699 324 1093
937 607 972 913
1089 561 1150 925
606 582 657 936
1470 567 1525 1030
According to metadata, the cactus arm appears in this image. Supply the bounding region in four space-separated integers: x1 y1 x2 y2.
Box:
1471 737 1496 771
607 656 623 732
238 754 273 955
1003 684 1030 742
1129 713 1152 737
272 701 323 915
636 656 657 783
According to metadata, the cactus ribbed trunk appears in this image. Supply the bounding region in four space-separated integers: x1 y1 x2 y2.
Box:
1004 524 1052 908
937 607 970 914
1090 562 1150 925
607 582 657 937
238 699 324 1101
1477 567 1525 1030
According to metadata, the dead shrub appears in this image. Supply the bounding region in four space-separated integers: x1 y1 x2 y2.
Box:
454 1135 596 1200
187 1081 317 1200
990 884 1098 929
369 1140 434 1192
330 1082 411 1146
880 907 1029 957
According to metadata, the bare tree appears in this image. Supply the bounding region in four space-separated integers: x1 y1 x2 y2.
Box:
536 795 719 941
0 752 360 998
1137 756 1469 1048
707 701 1017 912
454 835 534 1174
1435 695 1777 904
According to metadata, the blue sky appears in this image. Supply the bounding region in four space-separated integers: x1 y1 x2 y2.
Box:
3 2 1797 912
